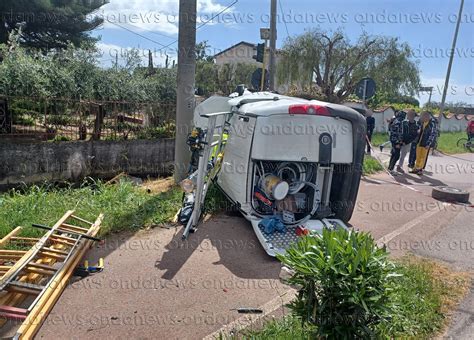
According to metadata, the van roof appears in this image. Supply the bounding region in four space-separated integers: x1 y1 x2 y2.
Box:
229 92 357 117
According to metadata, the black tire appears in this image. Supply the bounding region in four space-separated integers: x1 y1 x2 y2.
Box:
432 186 470 203
457 138 467 148
457 138 472 152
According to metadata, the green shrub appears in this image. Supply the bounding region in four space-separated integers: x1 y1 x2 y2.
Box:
278 228 396 339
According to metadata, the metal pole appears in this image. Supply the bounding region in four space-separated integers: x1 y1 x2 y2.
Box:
438 0 464 129
260 40 267 91
268 0 277 91
174 0 197 182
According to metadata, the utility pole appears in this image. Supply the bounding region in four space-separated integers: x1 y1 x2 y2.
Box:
268 0 277 91
174 0 197 182
438 0 464 129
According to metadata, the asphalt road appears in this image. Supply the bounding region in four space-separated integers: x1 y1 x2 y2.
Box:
365 151 473 339
36 152 473 339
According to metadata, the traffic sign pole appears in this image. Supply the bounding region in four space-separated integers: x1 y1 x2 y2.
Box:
260 40 268 91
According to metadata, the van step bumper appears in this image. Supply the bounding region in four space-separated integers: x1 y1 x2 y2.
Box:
250 218 349 257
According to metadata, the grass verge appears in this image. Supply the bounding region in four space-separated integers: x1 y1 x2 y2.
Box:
371 132 469 154
242 256 471 339
0 178 183 238
371 132 389 147
363 155 384 175
436 132 470 154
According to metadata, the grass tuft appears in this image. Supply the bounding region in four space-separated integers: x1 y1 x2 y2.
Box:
363 155 384 175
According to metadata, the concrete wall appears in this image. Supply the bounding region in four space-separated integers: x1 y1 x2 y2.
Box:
342 102 472 133
0 139 175 190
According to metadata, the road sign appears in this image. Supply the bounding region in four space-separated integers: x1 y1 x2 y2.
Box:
260 28 270 40
355 78 376 101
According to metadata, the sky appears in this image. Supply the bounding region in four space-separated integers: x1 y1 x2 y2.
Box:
91 0 473 106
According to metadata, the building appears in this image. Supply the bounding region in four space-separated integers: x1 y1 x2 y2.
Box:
214 41 288 92
214 41 260 66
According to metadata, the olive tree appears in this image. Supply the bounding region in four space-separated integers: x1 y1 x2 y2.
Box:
278 29 420 103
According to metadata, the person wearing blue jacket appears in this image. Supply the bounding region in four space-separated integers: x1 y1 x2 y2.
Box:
387 111 406 173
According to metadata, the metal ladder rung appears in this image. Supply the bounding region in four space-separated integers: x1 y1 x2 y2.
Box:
9 281 45 291
22 266 56 276
50 234 77 246
26 263 57 272
0 250 27 255
0 254 26 260
0 305 28 315
6 286 42 296
37 251 66 261
61 223 89 233
0 306 28 320
40 247 69 256
10 237 40 242
70 215 93 225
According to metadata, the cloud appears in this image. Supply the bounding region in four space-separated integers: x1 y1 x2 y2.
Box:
96 0 229 34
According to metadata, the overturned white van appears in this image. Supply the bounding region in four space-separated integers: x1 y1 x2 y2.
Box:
179 92 366 256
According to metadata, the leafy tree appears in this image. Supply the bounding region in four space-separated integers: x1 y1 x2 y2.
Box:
0 0 107 49
278 29 420 103
0 42 176 102
368 92 420 109
195 40 214 62
195 60 219 95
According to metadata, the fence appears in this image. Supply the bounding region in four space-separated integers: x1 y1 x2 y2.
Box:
0 96 176 142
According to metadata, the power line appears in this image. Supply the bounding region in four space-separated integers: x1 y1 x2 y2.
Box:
157 0 239 52
197 0 238 30
120 22 176 40
108 21 168 47
106 1 238 53
279 0 290 40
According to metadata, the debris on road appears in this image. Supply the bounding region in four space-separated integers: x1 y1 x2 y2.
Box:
432 186 470 204
232 308 264 314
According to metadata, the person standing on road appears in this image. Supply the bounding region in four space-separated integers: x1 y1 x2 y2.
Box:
387 111 406 174
366 110 375 154
410 111 437 175
397 110 419 172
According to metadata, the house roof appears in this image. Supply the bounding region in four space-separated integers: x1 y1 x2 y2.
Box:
214 41 255 57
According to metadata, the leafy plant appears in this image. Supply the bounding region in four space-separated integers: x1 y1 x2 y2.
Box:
278 228 397 339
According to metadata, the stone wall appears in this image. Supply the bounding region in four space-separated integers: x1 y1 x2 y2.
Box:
0 139 175 190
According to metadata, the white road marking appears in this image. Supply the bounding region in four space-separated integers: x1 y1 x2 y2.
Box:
376 208 441 246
